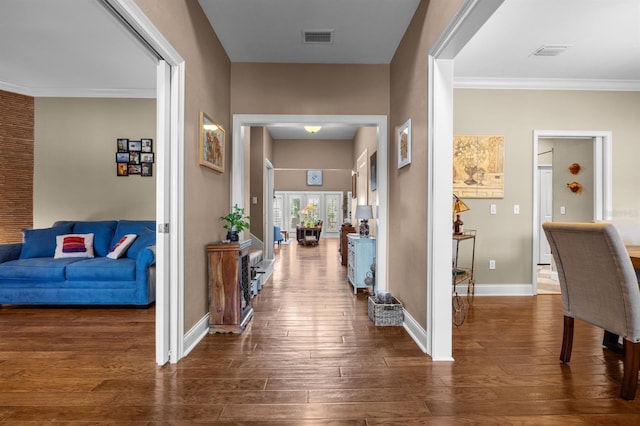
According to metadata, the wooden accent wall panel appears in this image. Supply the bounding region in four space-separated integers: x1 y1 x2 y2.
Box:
0 90 34 243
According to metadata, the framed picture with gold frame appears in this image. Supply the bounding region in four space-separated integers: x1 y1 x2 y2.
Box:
199 112 225 173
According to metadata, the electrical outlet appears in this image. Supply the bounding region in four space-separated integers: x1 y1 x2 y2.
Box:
514 204 520 214
489 259 496 270
560 206 566 215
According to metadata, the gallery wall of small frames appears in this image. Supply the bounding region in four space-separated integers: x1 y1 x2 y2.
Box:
116 138 154 177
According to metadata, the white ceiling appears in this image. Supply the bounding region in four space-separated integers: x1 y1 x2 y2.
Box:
0 0 157 98
454 0 640 91
0 0 638 138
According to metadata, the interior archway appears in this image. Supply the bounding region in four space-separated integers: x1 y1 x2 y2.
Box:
232 114 389 294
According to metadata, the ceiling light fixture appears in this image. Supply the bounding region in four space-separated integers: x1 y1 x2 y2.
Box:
304 126 321 134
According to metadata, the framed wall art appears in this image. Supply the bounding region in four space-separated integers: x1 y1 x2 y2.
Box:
453 134 505 198
397 119 411 169
351 173 357 198
199 112 225 173
128 140 142 152
370 151 377 191
141 138 153 153
115 137 154 177
117 138 129 152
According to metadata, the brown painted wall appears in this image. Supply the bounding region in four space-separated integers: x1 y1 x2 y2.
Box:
231 63 389 116
0 90 33 243
389 0 463 328
272 138 354 192
135 0 231 332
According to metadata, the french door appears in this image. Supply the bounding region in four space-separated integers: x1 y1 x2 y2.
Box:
278 191 343 238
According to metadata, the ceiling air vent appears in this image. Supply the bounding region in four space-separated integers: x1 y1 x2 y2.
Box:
531 44 572 57
303 30 334 44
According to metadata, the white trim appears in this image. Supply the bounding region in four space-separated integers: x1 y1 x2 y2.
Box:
154 60 171 364
182 314 210 357
531 130 612 294
457 283 533 296
426 0 504 361
264 160 275 260
0 80 156 98
233 114 388 293
107 0 186 365
401 309 432 357
455 77 640 92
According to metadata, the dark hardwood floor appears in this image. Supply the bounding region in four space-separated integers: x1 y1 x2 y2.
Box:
1 238 640 424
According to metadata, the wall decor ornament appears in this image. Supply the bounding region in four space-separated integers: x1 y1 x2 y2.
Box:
199 112 225 173
453 134 505 198
397 119 412 169
568 162 581 175
567 181 583 193
306 169 323 186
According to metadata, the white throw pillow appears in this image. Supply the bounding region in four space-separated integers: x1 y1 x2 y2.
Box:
54 233 95 259
107 234 137 259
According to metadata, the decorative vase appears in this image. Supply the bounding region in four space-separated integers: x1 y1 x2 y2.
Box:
226 230 239 242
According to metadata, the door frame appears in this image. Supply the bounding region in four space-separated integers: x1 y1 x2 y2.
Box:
106 0 186 364
427 0 504 361
531 130 612 293
232 114 388 293
536 164 552 265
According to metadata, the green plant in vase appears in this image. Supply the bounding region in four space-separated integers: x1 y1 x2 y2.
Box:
220 204 250 242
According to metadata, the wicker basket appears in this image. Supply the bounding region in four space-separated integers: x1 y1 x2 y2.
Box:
368 295 403 326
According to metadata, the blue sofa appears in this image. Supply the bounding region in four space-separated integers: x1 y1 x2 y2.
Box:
0 220 156 307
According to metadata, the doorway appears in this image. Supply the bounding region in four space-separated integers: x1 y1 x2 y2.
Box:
531 130 612 294
232 114 388 294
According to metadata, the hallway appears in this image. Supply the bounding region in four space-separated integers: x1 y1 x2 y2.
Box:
1 238 639 422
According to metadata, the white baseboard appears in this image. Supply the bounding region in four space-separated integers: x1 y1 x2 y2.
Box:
182 313 209 358
402 308 428 353
457 282 535 296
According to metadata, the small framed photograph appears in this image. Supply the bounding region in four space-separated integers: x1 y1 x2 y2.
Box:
397 118 412 169
140 152 154 163
141 163 153 177
128 140 142 152
117 138 129 152
117 163 128 176
128 164 141 175
116 152 129 163
141 138 153 153
129 152 141 165
199 112 225 173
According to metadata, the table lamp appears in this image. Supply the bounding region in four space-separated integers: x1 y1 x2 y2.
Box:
452 194 470 235
355 205 373 238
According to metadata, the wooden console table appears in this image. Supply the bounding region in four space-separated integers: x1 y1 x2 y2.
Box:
206 240 253 333
296 226 321 245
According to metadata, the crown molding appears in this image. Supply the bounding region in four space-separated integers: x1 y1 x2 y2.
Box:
454 77 640 91
0 80 155 98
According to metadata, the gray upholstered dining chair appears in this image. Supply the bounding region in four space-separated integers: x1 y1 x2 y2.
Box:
543 221 640 400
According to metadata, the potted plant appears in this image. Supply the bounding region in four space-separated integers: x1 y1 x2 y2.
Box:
219 204 250 242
